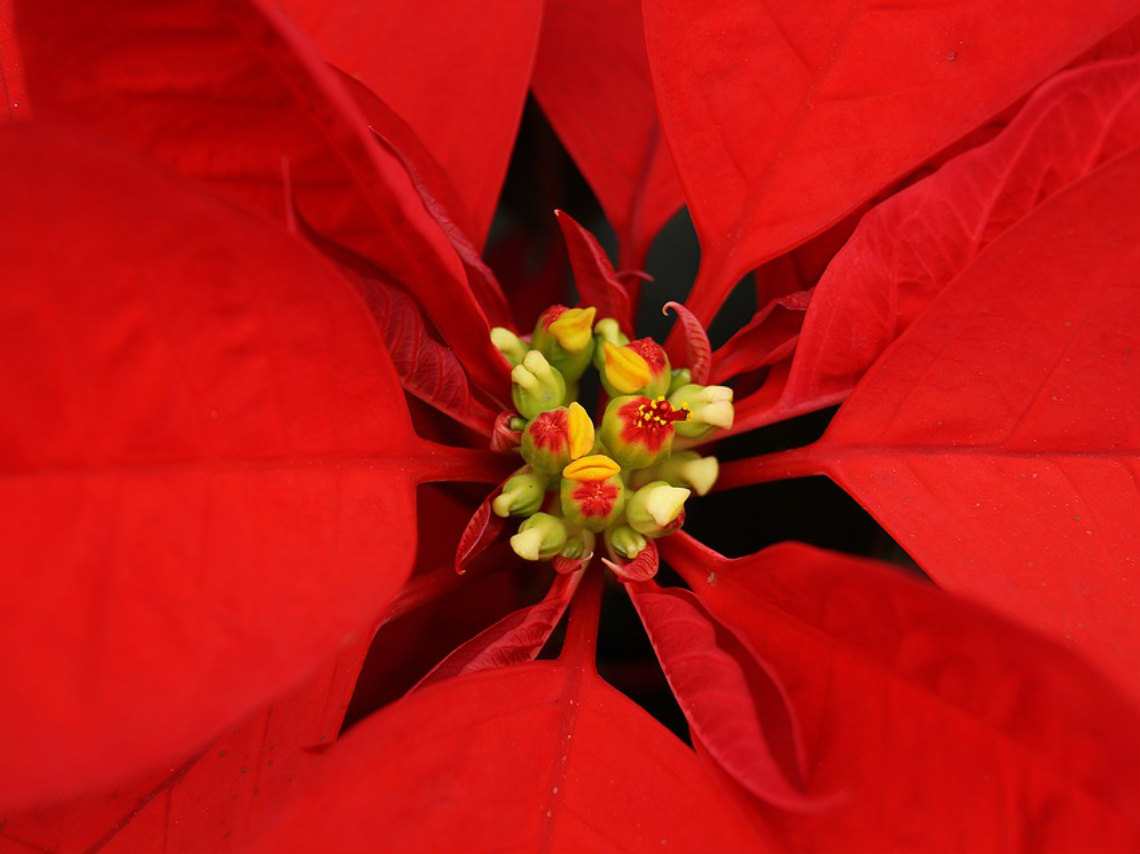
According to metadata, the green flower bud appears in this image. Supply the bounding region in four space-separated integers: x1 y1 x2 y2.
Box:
667 367 693 396
560 455 627 532
627 480 690 538
533 305 597 383
511 350 567 420
599 395 688 470
630 450 719 496
668 383 734 439
560 524 596 560
492 471 549 518
607 525 647 560
591 317 628 370
510 512 568 562
490 326 529 366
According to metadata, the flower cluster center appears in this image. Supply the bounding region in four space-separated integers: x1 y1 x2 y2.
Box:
489 303 735 577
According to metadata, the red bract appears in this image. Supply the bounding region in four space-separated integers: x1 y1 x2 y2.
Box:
1 0 1138 852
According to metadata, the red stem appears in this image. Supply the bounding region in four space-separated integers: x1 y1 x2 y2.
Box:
558 567 603 672
715 443 829 492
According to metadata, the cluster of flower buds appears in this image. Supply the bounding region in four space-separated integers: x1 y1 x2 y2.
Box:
490 305 734 573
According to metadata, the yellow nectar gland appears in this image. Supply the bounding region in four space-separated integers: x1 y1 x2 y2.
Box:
563 454 621 482
602 341 652 393
548 306 597 354
566 402 595 459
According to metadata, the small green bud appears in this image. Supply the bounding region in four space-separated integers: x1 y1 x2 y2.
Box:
511 350 568 420
560 524 596 560
607 525 647 560
668 383 734 439
510 512 568 562
631 450 719 496
492 471 549 518
591 317 628 370
667 367 693 396
491 326 529 366
627 480 690 538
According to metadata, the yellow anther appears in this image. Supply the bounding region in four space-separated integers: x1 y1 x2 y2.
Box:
563 453 621 482
602 341 652 393
548 306 597 354
566 402 595 459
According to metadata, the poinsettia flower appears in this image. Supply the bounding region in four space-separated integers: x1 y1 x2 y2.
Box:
1 1 1138 852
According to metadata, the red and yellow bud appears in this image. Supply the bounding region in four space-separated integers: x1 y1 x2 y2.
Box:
626 480 691 538
533 305 597 383
520 402 594 475
600 337 670 398
560 454 627 532
599 395 689 470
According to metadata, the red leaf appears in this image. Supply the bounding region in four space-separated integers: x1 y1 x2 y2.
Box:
415 571 583 691
0 636 371 853
13 0 508 398
715 57 1140 441
626 582 813 810
663 535 1140 852
711 290 811 384
555 210 635 335
601 537 660 582
766 148 1140 701
532 0 684 268
662 301 711 383
0 0 27 120
780 57 1140 414
335 71 513 330
644 0 1139 322
348 270 499 436
454 476 516 575
235 663 775 852
0 125 422 810
279 0 541 248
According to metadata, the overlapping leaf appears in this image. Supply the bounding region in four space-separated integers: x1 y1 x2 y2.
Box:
757 149 1140 699
0 638 370 853
720 56 1140 437
280 0 541 247
780 57 1140 414
644 0 1138 323
627 582 810 809
13 0 508 397
415 571 582 690
532 0 684 268
663 535 1140 852
0 124 420 810
236 663 774 852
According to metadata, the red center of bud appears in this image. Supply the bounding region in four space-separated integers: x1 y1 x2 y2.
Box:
528 408 569 450
627 338 667 375
618 397 688 453
572 479 620 518
538 304 569 330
